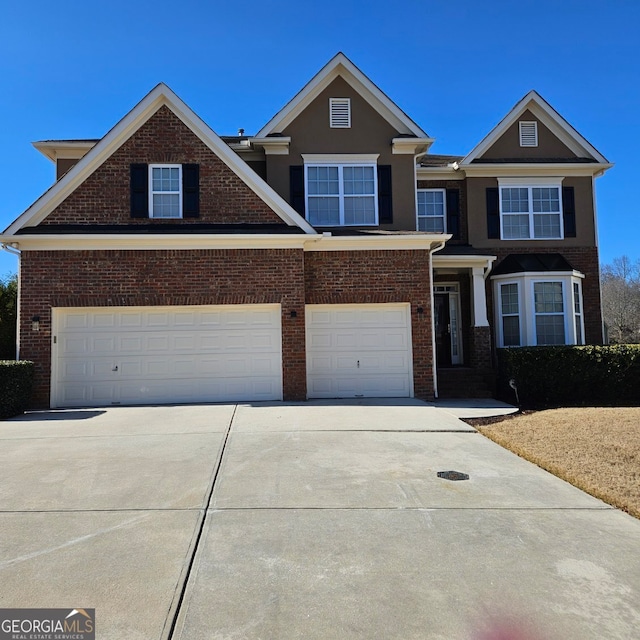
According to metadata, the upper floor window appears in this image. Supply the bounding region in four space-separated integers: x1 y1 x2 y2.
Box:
499 180 563 240
304 161 378 226
150 164 182 218
417 189 446 233
329 98 351 128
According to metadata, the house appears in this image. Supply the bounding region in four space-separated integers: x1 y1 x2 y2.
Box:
0 53 611 409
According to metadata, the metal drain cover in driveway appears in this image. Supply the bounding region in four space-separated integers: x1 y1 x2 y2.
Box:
437 470 469 481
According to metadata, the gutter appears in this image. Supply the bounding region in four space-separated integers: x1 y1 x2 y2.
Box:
429 240 447 400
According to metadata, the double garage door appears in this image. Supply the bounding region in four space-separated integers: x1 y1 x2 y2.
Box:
52 303 413 407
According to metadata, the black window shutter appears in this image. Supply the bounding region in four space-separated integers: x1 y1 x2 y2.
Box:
182 164 200 218
446 189 460 239
486 187 500 239
377 165 393 224
562 186 576 237
130 164 149 218
290 166 305 216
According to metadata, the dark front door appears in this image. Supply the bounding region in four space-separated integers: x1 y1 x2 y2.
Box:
434 293 452 367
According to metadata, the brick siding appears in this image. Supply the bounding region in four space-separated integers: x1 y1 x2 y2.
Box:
20 249 306 406
41 106 282 226
305 250 435 398
20 247 435 407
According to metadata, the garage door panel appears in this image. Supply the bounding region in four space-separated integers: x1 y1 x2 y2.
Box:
53 305 282 407
306 304 412 399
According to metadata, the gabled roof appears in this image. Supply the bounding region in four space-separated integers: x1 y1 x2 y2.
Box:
255 52 430 139
461 90 610 166
4 84 317 236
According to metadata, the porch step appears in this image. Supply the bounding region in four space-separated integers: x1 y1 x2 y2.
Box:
437 367 496 399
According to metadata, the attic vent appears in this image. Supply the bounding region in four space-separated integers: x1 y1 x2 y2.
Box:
330 98 351 128
519 121 538 147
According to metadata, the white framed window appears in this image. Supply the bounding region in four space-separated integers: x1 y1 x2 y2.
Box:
329 98 351 128
533 281 566 345
519 121 538 147
149 164 182 218
499 179 563 240
493 272 585 347
499 282 521 347
304 161 378 226
417 189 446 233
573 281 584 345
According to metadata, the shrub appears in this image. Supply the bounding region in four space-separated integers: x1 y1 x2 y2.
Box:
497 345 640 408
0 361 34 419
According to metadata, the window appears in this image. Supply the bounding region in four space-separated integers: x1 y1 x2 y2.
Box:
305 163 377 226
500 182 563 240
417 189 446 232
150 164 182 218
499 283 521 347
574 281 584 345
329 98 351 128
519 121 538 147
493 273 584 347
534 282 565 345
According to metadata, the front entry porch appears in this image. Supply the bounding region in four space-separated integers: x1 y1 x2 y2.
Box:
432 251 496 398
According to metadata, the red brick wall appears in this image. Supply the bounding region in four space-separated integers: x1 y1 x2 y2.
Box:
40 106 282 226
304 250 435 398
20 249 306 406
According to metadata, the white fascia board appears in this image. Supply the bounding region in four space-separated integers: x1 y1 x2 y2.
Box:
3 233 452 253
432 254 497 270
2 234 311 251
491 270 585 281
461 163 613 178
6 84 317 236
391 138 435 155
255 53 428 138
461 90 610 165
32 141 98 163
303 234 451 252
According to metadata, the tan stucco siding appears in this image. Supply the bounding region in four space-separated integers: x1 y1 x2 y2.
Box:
467 176 596 249
266 77 417 230
478 109 577 160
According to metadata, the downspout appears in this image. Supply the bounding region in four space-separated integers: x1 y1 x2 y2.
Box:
429 240 447 399
1 242 21 359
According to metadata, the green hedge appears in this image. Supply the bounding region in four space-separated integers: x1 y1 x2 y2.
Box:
497 345 640 408
0 361 34 419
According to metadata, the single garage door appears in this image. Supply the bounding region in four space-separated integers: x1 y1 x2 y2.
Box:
306 303 413 398
52 305 282 408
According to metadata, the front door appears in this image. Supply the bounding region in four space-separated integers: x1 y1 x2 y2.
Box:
434 293 452 367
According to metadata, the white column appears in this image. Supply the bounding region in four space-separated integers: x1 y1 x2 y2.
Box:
471 267 489 327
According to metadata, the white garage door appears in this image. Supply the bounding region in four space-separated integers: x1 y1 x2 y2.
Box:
52 305 282 408
306 303 413 398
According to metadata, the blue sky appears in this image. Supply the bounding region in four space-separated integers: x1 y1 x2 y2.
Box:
1 0 638 277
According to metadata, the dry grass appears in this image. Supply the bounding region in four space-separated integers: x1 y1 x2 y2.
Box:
467 408 640 519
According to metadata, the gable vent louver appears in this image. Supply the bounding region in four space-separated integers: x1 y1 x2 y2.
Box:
519 121 538 147
330 98 351 128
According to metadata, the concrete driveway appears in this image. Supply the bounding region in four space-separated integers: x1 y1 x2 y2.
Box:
0 400 639 639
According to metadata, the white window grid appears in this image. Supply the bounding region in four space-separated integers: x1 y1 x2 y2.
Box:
499 281 521 347
417 189 446 233
500 185 564 240
493 274 584 347
533 281 566 345
305 163 378 226
149 164 182 218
